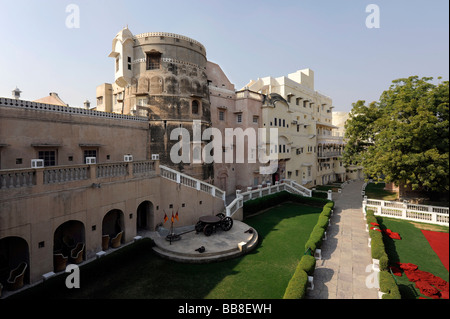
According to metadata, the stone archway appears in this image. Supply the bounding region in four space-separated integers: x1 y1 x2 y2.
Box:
102 210 125 249
53 220 85 269
136 201 155 233
0 236 30 289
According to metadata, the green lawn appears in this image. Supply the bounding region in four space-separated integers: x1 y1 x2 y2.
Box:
10 202 322 299
378 216 449 299
365 182 398 201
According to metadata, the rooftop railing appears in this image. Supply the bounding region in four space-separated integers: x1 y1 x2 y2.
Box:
0 97 148 122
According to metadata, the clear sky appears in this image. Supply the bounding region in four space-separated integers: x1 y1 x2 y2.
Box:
0 0 448 112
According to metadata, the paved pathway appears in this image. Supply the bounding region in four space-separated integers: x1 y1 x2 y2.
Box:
307 180 379 299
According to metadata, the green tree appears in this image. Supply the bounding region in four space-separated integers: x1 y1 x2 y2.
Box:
344 76 449 193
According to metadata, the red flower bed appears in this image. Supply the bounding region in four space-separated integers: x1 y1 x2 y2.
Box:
390 262 449 299
370 224 402 240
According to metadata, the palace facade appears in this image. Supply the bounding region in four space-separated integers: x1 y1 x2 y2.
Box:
1 27 358 296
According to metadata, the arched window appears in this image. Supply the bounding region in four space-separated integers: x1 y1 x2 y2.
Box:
192 100 199 114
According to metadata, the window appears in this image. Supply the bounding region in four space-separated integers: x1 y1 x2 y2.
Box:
38 150 56 166
115 58 119 71
236 114 242 123
84 150 97 162
283 119 285 127
127 56 132 70
146 52 161 70
274 117 277 126
219 111 225 121
137 97 146 106
192 100 199 114
253 116 258 124
97 96 103 106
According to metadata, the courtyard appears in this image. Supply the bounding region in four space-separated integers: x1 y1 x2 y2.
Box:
8 202 323 299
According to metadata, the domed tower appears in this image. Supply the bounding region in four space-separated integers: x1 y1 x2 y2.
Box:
107 28 212 180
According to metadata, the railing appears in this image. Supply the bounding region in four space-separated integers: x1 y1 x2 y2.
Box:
134 32 206 52
281 179 313 197
0 97 148 122
0 169 36 189
97 163 128 178
44 166 89 184
133 161 155 175
317 151 342 158
363 198 449 226
159 165 226 202
0 160 157 191
226 180 315 217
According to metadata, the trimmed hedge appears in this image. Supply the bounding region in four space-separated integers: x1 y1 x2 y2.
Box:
366 209 389 270
284 201 333 299
379 270 401 299
283 268 308 299
243 190 331 218
298 255 316 276
366 209 400 298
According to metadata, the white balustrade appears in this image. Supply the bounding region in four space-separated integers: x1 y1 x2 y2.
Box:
159 165 226 201
362 198 448 226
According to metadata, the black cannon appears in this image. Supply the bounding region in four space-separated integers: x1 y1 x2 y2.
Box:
195 213 233 236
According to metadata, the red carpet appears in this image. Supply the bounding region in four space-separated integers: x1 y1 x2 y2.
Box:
421 230 449 271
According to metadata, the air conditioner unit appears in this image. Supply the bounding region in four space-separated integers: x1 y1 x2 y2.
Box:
86 157 96 164
31 159 44 168
151 154 159 160
124 154 133 162
291 120 298 124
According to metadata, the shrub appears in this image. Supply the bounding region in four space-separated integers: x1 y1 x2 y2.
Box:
317 215 329 229
312 190 328 199
379 270 401 299
298 255 316 276
243 191 290 217
305 225 325 253
324 201 334 209
283 268 308 299
320 207 332 218
366 209 378 225
280 199 331 299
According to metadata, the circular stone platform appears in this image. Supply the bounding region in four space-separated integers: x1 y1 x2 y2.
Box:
151 220 259 263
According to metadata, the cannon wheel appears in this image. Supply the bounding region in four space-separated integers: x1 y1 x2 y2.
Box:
216 213 225 219
220 217 233 231
203 224 214 236
195 221 204 233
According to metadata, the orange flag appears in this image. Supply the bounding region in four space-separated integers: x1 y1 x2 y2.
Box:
164 213 168 223
175 211 179 221
171 212 174 223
